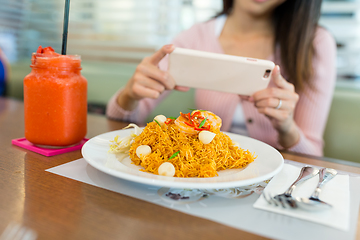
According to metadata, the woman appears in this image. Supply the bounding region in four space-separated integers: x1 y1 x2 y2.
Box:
107 0 336 156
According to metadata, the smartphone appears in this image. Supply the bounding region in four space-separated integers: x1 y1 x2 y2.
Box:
168 47 275 96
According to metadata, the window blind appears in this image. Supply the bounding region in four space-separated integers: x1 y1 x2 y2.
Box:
12 0 222 63
2 0 358 67
0 0 26 62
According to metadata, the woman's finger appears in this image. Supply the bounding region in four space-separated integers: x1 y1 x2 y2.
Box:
133 84 161 99
239 95 250 101
136 63 175 90
257 107 290 121
255 97 290 110
145 44 175 65
175 86 190 92
252 87 298 103
133 73 166 92
131 77 167 99
272 65 295 91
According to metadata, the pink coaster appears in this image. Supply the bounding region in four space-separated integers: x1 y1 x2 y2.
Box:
11 138 88 157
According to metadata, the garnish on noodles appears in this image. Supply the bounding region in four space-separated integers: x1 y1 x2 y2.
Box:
109 110 256 178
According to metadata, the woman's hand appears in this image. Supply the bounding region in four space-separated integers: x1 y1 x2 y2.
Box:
117 44 177 110
251 65 300 148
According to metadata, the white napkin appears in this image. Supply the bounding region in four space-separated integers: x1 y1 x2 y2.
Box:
253 164 350 231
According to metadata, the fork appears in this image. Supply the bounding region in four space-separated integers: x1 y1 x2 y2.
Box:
0 222 37 240
263 166 319 209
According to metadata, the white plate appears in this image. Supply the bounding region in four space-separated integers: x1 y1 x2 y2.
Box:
81 129 284 189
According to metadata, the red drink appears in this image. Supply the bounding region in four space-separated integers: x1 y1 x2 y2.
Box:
24 46 87 147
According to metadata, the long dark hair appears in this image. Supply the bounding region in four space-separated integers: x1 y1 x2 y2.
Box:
217 0 323 92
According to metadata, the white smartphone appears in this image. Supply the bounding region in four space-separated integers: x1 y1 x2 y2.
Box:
168 47 275 96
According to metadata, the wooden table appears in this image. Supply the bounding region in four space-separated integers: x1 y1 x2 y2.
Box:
1 97 359 240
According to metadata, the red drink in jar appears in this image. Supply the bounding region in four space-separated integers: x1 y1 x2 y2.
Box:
24 46 87 147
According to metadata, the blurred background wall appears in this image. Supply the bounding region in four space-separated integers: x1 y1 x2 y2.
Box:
1 0 360 162
1 0 222 110
1 0 221 59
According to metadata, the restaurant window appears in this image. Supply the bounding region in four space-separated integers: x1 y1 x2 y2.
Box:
320 0 360 80
1 0 222 63
0 0 26 63
1 0 359 76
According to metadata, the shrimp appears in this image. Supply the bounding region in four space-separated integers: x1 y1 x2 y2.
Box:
174 110 222 135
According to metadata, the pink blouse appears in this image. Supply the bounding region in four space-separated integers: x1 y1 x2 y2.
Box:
106 17 337 156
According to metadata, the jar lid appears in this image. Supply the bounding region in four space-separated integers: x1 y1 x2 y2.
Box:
31 53 82 69
31 46 82 69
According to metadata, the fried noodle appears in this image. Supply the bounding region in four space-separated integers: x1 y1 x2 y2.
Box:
128 121 256 178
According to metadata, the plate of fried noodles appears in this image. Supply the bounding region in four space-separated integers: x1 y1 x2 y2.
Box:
81 110 284 189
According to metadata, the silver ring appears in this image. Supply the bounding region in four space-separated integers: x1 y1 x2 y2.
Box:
275 99 282 110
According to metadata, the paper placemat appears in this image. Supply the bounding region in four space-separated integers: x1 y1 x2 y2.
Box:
46 159 360 240
253 164 349 231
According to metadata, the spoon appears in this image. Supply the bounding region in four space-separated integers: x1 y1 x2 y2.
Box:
295 168 337 211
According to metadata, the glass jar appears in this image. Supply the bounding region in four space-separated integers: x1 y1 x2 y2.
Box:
24 47 87 147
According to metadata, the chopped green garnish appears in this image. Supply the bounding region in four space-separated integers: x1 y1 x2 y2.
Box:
154 119 161 127
168 151 180 161
168 117 176 119
198 117 207 128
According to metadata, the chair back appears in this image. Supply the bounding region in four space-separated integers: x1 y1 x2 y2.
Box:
323 87 360 163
